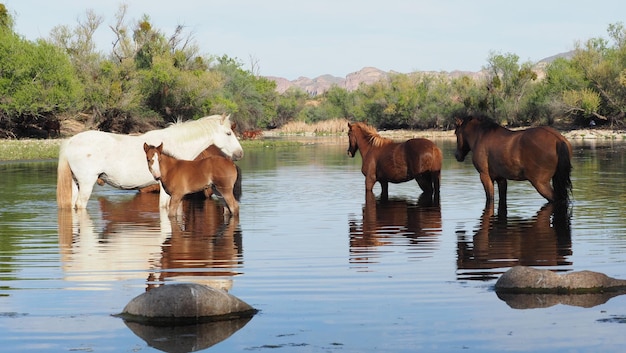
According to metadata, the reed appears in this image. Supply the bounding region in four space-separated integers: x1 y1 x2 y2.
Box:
276 118 350 134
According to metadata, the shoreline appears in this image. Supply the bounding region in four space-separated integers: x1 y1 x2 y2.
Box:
264 127 626 141
0 127 624 162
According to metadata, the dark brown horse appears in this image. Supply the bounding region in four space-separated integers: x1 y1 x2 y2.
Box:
347 122 442 199
144 143 241 217
454 114 572 205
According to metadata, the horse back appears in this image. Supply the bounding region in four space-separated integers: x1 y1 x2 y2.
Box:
198 155 238 176
196 144 228 159
518 126 571 158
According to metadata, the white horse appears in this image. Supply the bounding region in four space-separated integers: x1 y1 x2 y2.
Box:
57 114 243 209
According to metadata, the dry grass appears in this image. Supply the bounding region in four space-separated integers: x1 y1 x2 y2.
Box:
268 118 455 139
273 118 350 135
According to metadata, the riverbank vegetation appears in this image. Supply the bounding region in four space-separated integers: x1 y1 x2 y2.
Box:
1 3 626 140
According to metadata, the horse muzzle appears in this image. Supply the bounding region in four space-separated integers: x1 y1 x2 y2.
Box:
454 151 465 162
231 150 244 161
149 169 161 180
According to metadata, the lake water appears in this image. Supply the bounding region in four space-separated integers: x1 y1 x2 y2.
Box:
1 137 625 352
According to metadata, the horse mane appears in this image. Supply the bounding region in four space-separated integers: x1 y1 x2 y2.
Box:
162 114 227 141
353 122 392 147
460 113 501 132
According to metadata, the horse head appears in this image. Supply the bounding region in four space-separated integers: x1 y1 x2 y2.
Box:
454 117 473 162
347 122 359 157
143 143 163 180
211 114 244 161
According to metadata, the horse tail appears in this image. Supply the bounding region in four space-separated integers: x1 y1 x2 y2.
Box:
56 141 73 208
553 141 572 203
432 145 443 194
233 164 242 201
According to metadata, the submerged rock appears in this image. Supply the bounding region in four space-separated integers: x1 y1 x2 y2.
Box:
116 283 257 325
495 266 626 294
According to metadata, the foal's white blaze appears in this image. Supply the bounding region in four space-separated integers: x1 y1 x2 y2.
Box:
150 153 161 179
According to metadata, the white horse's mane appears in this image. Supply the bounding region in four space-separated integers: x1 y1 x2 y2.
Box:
163 114 229 141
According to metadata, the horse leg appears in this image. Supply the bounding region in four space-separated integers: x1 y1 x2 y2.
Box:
71 178 80 209
479 173 495 203
416 171 441 204
495 178 507 204
432 170 441 195
223 191 240 216
416 173 433 194
529 178 555 202
365 174 377 192
73 174 98 209
167 195 183 217
214 184 239 216
159 182 171 209
379 181 389 201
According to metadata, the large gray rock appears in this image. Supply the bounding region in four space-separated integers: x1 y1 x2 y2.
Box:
495 266 626 294
117 283 257 325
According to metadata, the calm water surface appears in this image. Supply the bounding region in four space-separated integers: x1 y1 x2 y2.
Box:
1 138 626 352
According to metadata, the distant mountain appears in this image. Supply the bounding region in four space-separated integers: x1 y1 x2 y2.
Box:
265 67 389 95
537 50 576 64
265 51 575 95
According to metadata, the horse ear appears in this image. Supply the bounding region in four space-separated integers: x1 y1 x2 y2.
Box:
157 143 163 152
231 122 237 130
347 122 352 128
143 142 149 153
455 117 463 126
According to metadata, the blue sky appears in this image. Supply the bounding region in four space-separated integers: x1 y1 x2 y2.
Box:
4 0 625 80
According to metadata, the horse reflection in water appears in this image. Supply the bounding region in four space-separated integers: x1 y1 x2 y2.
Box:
147 198 242 291
57 192 241 291
456 203 572 281
349 193 442 268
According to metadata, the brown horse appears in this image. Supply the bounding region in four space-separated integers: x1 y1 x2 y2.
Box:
143 143 240 217
136 144 242 200
454 114 572 205
347 122 442 199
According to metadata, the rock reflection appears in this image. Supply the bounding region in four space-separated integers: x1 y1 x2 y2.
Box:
57 193 242 290
456 202 572 281
124 317 252 353
349 192 442 267
496 291 626 309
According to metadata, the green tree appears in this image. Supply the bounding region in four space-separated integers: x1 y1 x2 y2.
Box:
483 52 538 125
0 28 82 137
568 22 626 126
0 3 14 31
274 87 308 128
211 55 278 130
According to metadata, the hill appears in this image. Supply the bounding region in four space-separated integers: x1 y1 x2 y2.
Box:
265 51 576 95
